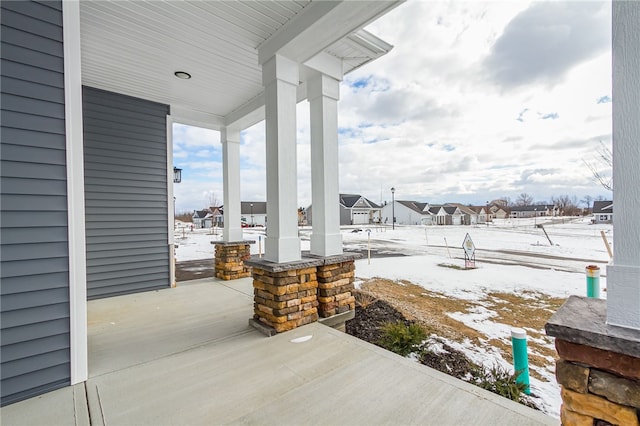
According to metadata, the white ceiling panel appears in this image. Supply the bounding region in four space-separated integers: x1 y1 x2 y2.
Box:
79 1 397 127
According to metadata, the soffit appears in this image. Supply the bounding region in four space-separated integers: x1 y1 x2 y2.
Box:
79 1 397 127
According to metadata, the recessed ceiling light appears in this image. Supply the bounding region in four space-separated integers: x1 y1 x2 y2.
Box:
174 71 191 79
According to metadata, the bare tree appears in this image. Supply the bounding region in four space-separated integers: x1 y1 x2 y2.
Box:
205 191 219 208
581 195 594 211
584 141 612 191
552 195 580 216
515 193 534 206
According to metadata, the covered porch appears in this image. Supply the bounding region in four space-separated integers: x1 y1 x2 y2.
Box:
1 277 554 425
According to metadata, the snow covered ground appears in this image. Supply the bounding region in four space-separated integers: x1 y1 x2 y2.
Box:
174 217 613 418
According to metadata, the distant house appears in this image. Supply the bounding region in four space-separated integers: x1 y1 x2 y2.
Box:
307 194 381 226
381 200 432 225
426 205 462 225
241 201 267 226
592 201 613 223
192 210 213 228
381 201 487 226
492 207 509 219
210 206 224 227
509 205 556 218
448 204 480 225
469 206 488 224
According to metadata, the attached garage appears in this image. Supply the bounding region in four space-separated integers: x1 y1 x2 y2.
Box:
352 211 369 225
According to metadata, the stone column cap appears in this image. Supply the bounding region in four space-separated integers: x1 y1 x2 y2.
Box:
211 240 256 246
545 296 640 358
245 251 362 272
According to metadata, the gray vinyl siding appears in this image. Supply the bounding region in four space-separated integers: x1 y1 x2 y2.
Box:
1 0 70 406
340 206 351 226
83 87 170 299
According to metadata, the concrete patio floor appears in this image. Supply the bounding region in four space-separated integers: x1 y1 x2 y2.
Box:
1 277 556 425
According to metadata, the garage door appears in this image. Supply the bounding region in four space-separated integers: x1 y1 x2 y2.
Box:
353 212 369 225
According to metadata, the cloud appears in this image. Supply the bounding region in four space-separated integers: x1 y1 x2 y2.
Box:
484 1 610 89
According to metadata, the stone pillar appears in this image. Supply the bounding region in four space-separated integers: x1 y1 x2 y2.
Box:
262 54 301 263
246 253 361 335
317 260 355 318
221 128 243 242
607 0 640 330
213 241 254 280
251 264 319 334
546 297 640 426
308 71 343 257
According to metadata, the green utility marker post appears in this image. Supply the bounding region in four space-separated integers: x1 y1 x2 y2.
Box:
511 328 530 395
586 265 600 298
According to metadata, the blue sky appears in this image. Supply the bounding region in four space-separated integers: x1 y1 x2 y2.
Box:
173 1 612 213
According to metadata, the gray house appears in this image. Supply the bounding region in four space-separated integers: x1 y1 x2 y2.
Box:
592 201 613 223
192 210 213 228
0 0 400 406
509 205 556 218
240 201 267 226
307 194 381 226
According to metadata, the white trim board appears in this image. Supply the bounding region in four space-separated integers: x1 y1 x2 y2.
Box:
63 0 88 385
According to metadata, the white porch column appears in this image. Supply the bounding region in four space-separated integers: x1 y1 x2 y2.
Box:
308 72 343 256
221 127 243 242
263 54 301 262
607 1 640 330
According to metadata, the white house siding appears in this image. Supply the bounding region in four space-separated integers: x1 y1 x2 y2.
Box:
381 202 425 225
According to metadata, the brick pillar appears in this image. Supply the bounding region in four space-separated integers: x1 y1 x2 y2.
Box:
251 266 318 333
317 260 356 318
546 296 640 426
213 241 253 280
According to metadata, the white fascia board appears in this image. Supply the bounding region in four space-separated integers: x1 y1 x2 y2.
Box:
171 105 224 131
63 0 88 386
258 1 402 65
347 29 394 56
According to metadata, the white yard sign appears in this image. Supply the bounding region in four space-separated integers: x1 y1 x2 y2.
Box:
462 233 476 268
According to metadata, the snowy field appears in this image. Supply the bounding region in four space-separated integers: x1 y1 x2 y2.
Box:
174 217 613 418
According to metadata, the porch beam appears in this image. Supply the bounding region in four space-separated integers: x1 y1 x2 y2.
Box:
171 105 224 131
607 1 640 330
221 128 243 242
258 1 400 65
263 54 301 263
308 70 343 257
304 52 343 81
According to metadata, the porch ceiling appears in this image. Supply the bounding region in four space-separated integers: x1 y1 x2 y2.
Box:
78 1 398 130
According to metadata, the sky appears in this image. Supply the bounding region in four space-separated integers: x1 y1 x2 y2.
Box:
172 0 612 214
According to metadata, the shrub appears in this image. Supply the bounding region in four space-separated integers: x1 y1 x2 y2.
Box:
353 290 377 309
378 321 427 356
471 365 529 404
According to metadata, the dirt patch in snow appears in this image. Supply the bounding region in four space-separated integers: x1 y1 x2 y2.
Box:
355 278 563 382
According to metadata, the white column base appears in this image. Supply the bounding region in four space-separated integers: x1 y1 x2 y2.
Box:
606 264 640 329
310 233 343 257
224 228 244 242
265 236 301 263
